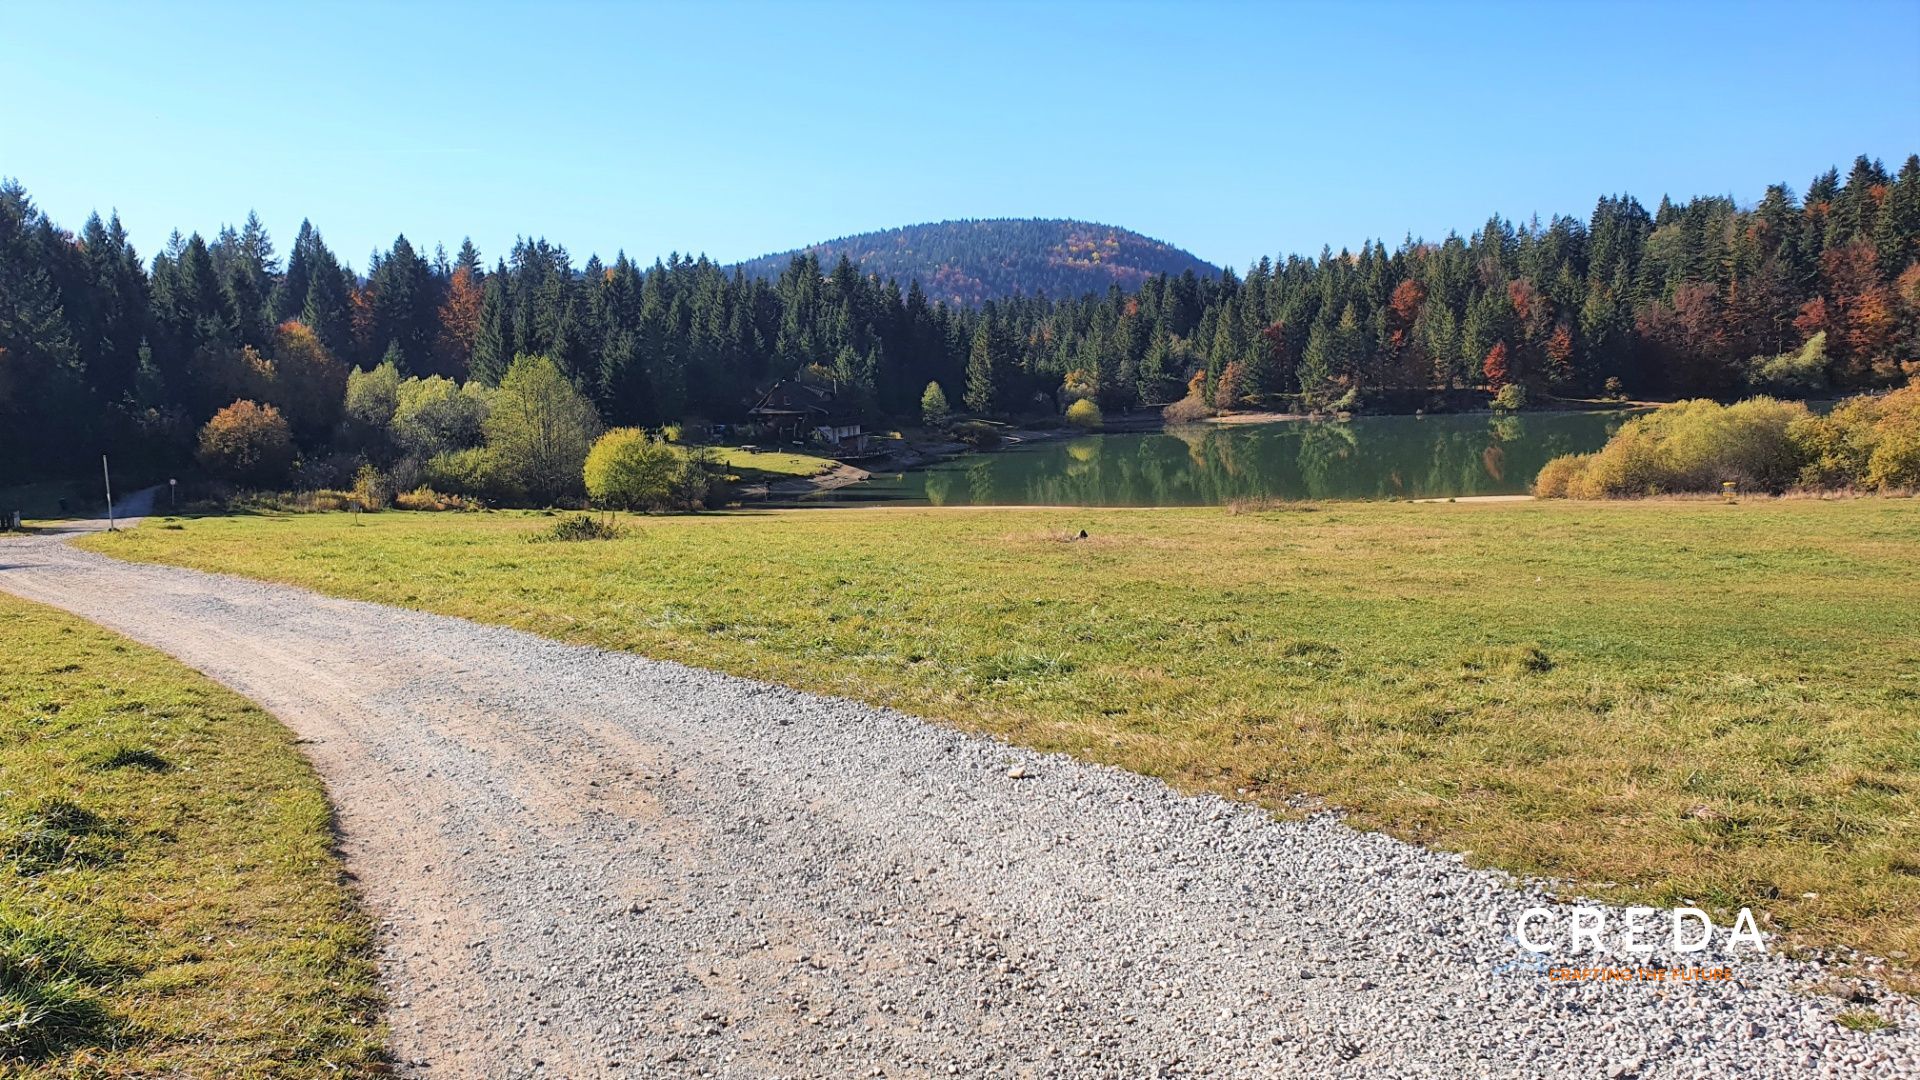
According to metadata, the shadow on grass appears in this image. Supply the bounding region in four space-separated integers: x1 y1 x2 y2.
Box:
0 912 122 1064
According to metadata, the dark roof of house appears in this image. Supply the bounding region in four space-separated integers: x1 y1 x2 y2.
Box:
747 380 835 417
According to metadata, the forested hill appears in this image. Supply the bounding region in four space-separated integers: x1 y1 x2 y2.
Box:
734 219 1220 306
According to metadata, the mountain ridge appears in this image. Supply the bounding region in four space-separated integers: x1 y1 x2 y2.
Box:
734 217 1221 307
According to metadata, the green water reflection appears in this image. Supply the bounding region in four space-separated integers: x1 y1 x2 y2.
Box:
821 411 1637 506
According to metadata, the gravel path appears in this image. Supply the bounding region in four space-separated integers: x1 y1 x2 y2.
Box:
2 530 1914 1078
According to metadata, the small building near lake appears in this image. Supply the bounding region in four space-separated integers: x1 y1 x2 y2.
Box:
746 379 871 456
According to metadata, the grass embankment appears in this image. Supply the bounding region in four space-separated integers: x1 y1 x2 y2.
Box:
81 500 1920 975
0 593 381 1075
711 447 837 482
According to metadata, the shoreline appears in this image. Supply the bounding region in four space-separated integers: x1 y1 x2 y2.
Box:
722 394 1744 508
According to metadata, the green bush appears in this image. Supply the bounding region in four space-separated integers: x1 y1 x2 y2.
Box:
393 376 490 459
920 381 951 428
583 429 713 512
1492 383 1527 411
1532 454 1587 498
1867 420 1920 490
951 420 1002 449
1746 331 1829 394
1650 397 1807 491
351 465 393 511
1534 397 1810 497
483 355 601 506
393 486 478 512
584 428 677 510
422 447 505 500
196 400 294 486
343 362 400 426
670 447 716 509
1789 381 1920 491
1162 396 1210 424
1065 398 1103 429
537 513 627 542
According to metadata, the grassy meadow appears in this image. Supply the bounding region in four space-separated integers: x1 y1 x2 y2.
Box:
711 446 838 481
0 593 382 1075
79 498 1920 976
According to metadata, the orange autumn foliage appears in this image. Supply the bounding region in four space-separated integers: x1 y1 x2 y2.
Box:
438 266 484 374
1483 341 1512 388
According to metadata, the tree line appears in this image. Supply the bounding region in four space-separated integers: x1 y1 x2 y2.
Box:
3 152 1917 485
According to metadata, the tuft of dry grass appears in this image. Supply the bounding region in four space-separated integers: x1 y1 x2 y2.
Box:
1836 1008 1896 1033
1225 498 1321 515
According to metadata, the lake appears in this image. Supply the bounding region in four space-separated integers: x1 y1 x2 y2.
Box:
815 410 1638 506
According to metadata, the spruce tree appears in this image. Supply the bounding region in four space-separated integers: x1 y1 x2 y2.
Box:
271 220 316 324
1875 155 1920 276
964 321 997 413
300 245 353 361
237 211 277 299
470 275 513 385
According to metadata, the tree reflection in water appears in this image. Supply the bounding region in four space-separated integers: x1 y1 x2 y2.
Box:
821 411 1634 506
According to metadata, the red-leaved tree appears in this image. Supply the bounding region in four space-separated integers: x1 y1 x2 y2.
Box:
1482 341 1512 388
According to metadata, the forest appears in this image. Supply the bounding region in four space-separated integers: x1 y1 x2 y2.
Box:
2 153 1917 490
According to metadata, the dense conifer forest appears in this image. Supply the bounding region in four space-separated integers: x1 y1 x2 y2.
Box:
2 153 1917 484
734 219 1221 307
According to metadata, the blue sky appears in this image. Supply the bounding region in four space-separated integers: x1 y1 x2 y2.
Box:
4 1 1917 273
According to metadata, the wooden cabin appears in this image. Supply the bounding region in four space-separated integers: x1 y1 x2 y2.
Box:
746 380 871 456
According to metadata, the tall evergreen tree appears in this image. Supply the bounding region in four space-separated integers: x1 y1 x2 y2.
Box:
964 320 998 413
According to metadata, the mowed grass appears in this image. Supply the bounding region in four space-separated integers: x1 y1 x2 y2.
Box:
81 500 1920 976
0 593 382 1075
711 446 837 481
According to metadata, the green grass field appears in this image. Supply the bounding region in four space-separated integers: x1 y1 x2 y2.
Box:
710 446 837 481
79 499 1920 978
0 593 382 1075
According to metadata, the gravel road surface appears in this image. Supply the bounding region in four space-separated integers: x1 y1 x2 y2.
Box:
2 529 1913 1078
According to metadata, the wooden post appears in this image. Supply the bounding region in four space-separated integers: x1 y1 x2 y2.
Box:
102 455 115 531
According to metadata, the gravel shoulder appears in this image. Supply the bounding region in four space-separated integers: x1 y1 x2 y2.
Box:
0 528 1914 1078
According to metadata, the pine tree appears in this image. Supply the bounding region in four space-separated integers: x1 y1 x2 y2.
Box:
598 328 648 424
367 235 440 373
300 244 353 360
78 211 149 403
1298 318 1333 403
224 257 269 351
237 211 277 300
1136 327 1176 403
470 274 513 385
964 321 998 413
1875 155 1920 277
0 181 84 469
271 220 317 324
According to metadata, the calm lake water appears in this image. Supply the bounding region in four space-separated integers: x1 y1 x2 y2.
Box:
816 410 1638 506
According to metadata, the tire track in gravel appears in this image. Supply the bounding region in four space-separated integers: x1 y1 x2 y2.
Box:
2 531 1915 1079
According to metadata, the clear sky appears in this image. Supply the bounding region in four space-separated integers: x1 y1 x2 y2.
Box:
5 1 1917 274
